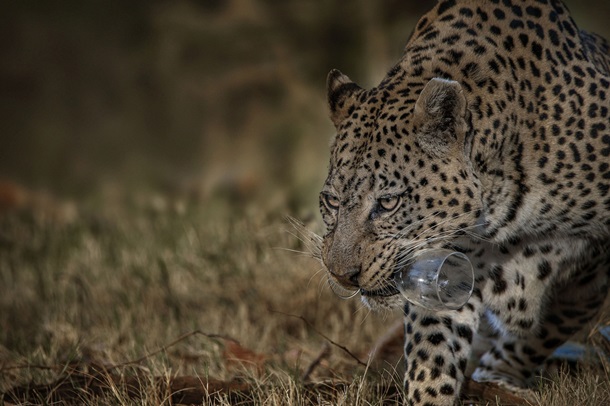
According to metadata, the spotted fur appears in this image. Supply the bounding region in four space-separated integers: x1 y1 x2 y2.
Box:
319 1 610 404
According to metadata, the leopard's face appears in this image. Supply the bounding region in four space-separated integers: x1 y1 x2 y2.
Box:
320 70 483 309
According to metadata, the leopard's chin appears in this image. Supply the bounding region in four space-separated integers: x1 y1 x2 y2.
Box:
361 292 405 310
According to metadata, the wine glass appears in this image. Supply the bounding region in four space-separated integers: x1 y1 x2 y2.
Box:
393 249 474 310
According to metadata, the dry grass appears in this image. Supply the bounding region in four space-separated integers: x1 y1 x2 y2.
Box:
0 192 403 405
532 370 610 406
0 192 609 405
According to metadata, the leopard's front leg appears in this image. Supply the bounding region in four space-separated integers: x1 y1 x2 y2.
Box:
403 298 481 406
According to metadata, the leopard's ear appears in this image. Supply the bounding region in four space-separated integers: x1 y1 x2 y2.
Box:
413 78 467 157
326 69 364 128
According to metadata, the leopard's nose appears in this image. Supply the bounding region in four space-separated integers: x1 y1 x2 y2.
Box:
330 267 361 288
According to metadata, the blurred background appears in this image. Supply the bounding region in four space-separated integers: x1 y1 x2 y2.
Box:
2 0 609 214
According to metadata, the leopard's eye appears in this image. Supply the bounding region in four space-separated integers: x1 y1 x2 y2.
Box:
322 192 340 211
378 195 401 212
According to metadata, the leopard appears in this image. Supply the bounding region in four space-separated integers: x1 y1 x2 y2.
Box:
317 0 610 404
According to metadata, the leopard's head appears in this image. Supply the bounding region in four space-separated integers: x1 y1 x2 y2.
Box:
320 68 483 309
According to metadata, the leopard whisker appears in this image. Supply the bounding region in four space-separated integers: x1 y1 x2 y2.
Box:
308 266 327 289
285 216 323 260
274 246 320 259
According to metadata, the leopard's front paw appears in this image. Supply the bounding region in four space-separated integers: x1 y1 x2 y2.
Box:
471 367 536 402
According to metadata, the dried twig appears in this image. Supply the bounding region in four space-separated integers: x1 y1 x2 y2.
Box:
302 342 331 381
107 330 239 370
272 310 369 368
0 364 60 372
0 330 240 374
461 378 533 405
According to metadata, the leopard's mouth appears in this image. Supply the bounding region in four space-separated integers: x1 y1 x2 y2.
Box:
328 278 400 299
359 282 405 310
360 284 400 298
